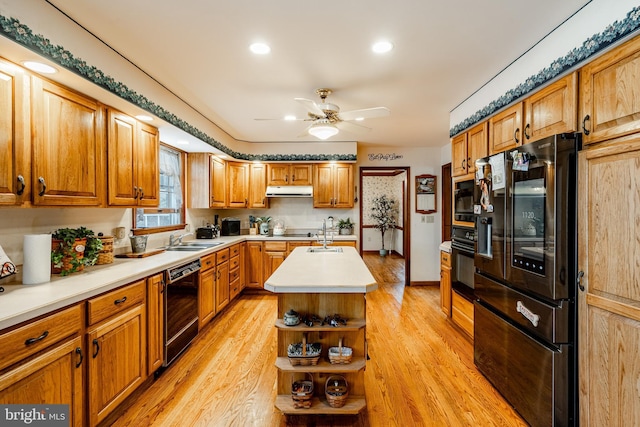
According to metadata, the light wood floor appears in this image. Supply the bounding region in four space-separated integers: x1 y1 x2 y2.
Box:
110 253 527 427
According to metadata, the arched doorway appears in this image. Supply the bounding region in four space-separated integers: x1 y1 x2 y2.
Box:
359 166 410 287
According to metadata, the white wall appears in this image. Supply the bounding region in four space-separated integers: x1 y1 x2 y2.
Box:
357 145 443 283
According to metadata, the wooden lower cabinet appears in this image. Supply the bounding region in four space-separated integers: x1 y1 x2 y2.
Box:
199 253 216 329
146 273 164 375
578 136 640 425
246 241 264 289
215 260 230 313
451 291 474 338
0 336 84 427
440 251 452 316
264 241 287 280
87 302 146 426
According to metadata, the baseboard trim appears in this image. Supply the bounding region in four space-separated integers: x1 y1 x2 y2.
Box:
410 281 440 286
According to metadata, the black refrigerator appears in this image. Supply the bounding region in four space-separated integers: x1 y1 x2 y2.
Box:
473 133 581 427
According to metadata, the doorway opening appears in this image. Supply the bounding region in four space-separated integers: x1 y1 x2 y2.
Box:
359 166 410 287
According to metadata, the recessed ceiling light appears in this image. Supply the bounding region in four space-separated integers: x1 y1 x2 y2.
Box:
284 115 296 121
250 43 271 55
135 115 153 122
372 41 393 54
22 61 57 74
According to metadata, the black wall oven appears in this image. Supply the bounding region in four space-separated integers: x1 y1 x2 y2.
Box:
473 133 580 427
451 226 475 290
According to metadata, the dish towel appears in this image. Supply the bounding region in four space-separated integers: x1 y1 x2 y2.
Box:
0 244 17 288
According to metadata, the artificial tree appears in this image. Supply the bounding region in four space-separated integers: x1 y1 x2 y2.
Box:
370 194 397 256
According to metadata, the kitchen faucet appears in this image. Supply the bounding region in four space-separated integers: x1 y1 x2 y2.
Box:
169 232 193 247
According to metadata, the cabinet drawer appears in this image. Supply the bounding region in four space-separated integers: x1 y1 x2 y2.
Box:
230 277 241 300
201 253 216 271
452 291 474 338
230 244 240 257
229 255 240 270
264 241 287 251
0 304 82 371
87 280 145 326
440 251 451 268
229 266 240 283
216 248 230 264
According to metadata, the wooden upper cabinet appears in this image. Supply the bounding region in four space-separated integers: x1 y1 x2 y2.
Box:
451 133 468 177
267 163 312 186
136 123 159 206
31 78 106 206
107 110 159 207
0 58 30 206
452 122 488 177
489 102 522 155
523 72 577 143
580 36 640 145
227 161 249 208
249 163 269 208
210 156 227 208
313 163 354 208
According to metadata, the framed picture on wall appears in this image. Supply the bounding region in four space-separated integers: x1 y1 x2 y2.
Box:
416 174 437 214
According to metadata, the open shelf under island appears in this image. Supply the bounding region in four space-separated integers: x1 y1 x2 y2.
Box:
264 246 378 416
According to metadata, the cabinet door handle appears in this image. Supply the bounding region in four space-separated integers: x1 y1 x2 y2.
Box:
161 279 165 294
524 123 530 140
92 339 100 358
462 158 466 170
38 176 46 196
25 330 49 345
114 296 127 305
292 174 295 182
245 198 248 206
133 186 139 199
16 175 25 195
514 128 520 144
285 174 288 183
582 115 591 135
139 187 144 199
262 198 266 205
75 347 83 368
577 270 585 292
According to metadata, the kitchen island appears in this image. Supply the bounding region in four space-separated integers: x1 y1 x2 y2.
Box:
264 246 377 415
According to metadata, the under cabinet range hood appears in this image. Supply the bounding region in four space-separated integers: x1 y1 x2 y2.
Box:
265 185 313 197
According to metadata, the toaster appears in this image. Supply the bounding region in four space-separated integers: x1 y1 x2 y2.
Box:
221 218 241 236
196 226 218 239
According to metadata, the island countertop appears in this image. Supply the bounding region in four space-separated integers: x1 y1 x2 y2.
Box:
264 246 378 293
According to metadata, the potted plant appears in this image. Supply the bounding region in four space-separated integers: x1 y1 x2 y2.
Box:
370 195 397 256
337 218 354 235
51 227 102 275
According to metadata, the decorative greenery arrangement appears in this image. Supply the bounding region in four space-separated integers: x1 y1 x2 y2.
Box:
51 227 103 275
370 195 398 255
256 216 272 224
337 218 354 234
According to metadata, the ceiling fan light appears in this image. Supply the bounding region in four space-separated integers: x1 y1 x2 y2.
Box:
308 122 339 140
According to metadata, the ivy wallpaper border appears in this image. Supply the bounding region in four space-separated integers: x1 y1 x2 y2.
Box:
450 5 640 138
0 14 356 162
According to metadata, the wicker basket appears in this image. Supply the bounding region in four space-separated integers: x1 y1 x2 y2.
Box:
96 236 114 265
291 373 314 409
288 335 321 366
325 375 349 408
328 338 353 364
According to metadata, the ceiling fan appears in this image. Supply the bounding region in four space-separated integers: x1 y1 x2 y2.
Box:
256 88 390 140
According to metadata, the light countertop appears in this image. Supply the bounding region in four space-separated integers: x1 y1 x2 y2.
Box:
439 241 452 253
264 246 378 294
0 234 357 331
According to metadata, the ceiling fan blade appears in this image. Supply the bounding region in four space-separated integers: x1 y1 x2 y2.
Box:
294 97 326 117
338 107 390 121
254 117 307 121
335 120 371 134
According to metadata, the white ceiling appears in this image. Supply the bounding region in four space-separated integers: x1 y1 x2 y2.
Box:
45 0 591 149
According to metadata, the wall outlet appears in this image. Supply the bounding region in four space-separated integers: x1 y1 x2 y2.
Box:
426 216 435 224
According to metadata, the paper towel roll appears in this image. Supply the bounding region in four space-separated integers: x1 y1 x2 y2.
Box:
23 234 52 285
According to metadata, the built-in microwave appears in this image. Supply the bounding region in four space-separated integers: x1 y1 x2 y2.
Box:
453 177 475 223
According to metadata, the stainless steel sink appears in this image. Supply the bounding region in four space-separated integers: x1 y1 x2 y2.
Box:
164 242 223 251
165 246 207 251
307 247 343 253
180 242 223 248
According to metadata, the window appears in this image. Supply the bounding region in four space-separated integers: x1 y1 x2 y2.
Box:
133 144 185 233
